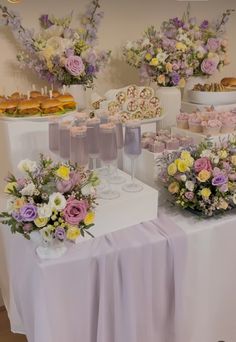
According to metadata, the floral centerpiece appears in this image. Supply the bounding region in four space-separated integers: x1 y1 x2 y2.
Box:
0 0 110 87
123 7 234 86
159 139 236 217
0 156 100 250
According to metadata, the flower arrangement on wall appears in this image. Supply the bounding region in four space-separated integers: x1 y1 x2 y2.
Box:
0 0 110 87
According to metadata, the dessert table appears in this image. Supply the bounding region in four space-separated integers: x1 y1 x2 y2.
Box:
1 199 236 342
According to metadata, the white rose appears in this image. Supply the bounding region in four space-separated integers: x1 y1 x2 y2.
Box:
185 180 194 191
17 159 37 173
213 156 220 164
40 226 53 243
20 183 36 196
37 204 52 219
49 192 67 211
81 184 95 196
180 175 187 182
156 51 168 63
200 150 212 158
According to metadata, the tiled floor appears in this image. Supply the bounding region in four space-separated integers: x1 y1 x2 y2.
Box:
0 309 27 342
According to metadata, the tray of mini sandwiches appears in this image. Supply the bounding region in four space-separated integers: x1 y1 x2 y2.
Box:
0 89 77 121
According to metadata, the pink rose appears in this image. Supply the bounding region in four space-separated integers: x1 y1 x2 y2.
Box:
206 38 220 52
56 171 81 194
201 58 219 75
194 157 212 173
63 197 87 225
185 191 194 201
65 56 85 76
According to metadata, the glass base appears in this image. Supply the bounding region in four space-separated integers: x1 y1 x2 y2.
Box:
99 189 120 200
109 174 126 184
122 182 143 193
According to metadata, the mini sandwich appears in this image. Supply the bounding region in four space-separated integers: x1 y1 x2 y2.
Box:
57 94 76 111
10 92 23 100
0 100 18 115
52 90 61 98
17 99 41 116
221 78 236 89
30 91 42 98
41 99 65 115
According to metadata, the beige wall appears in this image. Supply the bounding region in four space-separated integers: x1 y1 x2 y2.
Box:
0 0 235 96
0 0 235 307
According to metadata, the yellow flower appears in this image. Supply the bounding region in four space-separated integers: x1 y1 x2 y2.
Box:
157 74 166 85
34 217 48 228
84 211 95 225
168 182 180 194
176 42 187 52
167 163 177 176
178 78 186 88
165 62 173 72
177 160 189 173
218 150 228 159
4 182 17 194
231 155 236 166
66 226 80 241
56 165 70 180
157 48 162 53
200 188 211 198
181 151 191 160
145 53 152 61
14 198 25 209
149 58 159 66
174 158 181 167
197 170 211 182
185 157 194 168
218 199 228 210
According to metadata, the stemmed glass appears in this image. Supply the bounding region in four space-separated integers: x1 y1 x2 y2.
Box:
122 120 143 192
48 118 59 153
109 115 125 184
70 126 89 168
59 120 72 160
74 112 88 126
98 123 120 199
86 117 100 170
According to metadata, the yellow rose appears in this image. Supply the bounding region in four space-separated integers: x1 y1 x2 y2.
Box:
197 170 211 182
56 165 70 180
157 74 166 85
84 211 95 225
185 157 194 168
218 150 228 159
200 188 211 198
34 217 48 228
165 62 173 72
178 78 186 88
66 226 80 241
218 199 228 210
14 198 25 209
149 58 159 66
177 160 189 173
231 155 236 166
181 151 191 160
145 53 152 61
168 182 180 194
167 163 177 176
174 158 181 167
4 182 17 194
176 42 187 52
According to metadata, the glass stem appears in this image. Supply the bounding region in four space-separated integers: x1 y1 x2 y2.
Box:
107 164 112 192
131 158 136 184
92 157 96 170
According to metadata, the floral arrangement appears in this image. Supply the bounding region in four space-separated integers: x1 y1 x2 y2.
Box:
123 7 234 86
0 155 100 242
0 0 110 87
159 139 236 217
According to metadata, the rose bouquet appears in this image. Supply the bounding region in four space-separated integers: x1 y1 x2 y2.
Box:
123 7 234 86
0 0 110 87
159 139 236 217
0 155 100 242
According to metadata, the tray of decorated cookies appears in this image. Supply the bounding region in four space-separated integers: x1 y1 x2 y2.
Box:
90 84 164 124
0 89 77 121
188 78 236 105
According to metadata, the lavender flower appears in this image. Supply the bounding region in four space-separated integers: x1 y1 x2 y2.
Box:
39 14 53 29
20 204 37 222
54 227 66 241
171 72 180 86
212 174 228 187
200 20 209 29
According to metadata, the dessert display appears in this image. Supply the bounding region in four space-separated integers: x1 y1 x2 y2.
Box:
91 85 162 123
221 77 236 89
141 130 193 153
192 83 227 92
0 89 76 118
176 110 236 135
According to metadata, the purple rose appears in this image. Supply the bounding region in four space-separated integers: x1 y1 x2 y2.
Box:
171 72 180 86
212 174 228 187
201 58 219 75
200 20 209 30
39 15 53 29
206 38 220 52
12 211 23 222
54 227 66 241
65 56 85 76
20 204 37 222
